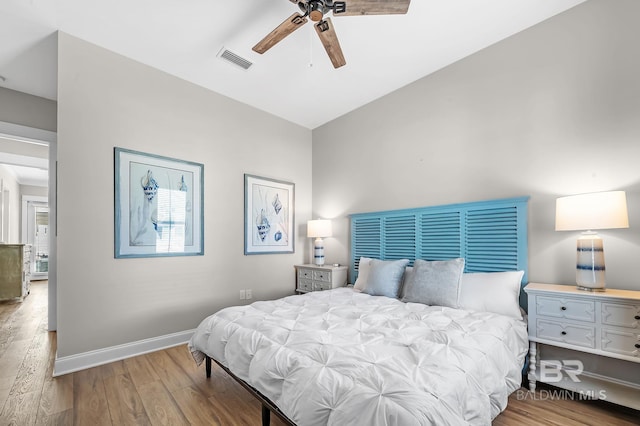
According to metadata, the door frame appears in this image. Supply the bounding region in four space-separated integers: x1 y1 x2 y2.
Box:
0 120 57 331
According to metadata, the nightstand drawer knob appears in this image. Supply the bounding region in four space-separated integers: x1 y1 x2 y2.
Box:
561 306 567 311
635 315 640 320
561 331 567 335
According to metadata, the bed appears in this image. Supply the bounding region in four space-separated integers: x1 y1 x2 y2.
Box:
189 197 530 425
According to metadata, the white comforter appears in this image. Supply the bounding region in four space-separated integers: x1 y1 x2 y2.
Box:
189 288 528 425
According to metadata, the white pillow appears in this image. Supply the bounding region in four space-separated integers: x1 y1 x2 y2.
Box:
458 270 524 319
353 257 373 291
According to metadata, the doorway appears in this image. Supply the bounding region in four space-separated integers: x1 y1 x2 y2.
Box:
0 120 56 330
23 196 49 280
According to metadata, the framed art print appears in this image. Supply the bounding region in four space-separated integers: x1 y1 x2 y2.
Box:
115 147 204 258
244 174 294 254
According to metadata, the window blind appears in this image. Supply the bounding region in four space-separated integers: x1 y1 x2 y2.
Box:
350 196 528 284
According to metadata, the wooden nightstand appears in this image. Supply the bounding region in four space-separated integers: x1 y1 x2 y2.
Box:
524 283 640 410
294 264 348 293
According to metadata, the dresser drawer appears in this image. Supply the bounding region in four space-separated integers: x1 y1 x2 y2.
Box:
536 319 596 349
312 270 331 283
601 302 640 329
601 328 640 358
298 279 313 292
536 296 595 323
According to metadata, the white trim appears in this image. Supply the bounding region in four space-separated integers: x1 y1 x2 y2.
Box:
0 152 48 169
53 329 196 377
0 120 56 145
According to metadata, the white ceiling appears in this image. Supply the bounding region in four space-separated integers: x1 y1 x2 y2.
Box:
0 0 586 130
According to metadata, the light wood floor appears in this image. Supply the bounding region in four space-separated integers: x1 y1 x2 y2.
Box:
1 281 638 425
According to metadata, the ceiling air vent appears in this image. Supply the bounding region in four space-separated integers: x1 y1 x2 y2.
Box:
218 48 253 70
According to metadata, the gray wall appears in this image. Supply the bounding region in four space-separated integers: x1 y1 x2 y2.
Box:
57 33 312 357
0 87 57 132
312 0 640 290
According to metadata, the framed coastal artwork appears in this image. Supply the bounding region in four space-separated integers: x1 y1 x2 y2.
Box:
114 147 204 258
244 174 294 255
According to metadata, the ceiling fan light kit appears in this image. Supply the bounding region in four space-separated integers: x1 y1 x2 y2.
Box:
253 0 411 69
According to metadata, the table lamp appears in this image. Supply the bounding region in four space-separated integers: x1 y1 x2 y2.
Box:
307 219 332 266
555 191 629 291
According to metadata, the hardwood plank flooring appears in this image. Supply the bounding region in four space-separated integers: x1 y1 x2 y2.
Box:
1 281 638 425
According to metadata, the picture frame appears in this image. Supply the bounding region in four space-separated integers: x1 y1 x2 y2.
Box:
244 174 294 255
114 147 204 258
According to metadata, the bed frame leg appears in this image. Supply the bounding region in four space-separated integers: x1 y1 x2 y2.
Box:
262 405 271 426
205 356 212 378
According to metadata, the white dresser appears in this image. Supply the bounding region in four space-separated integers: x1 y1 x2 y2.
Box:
294 264 348 293
0 244 32 301
525 283 640 410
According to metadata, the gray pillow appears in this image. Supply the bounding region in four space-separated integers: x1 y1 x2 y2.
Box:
401 258 465 308
362 259 410 298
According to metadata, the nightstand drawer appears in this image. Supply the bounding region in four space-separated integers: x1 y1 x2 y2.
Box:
536 296 595 323
536 319 596 349
298 279 313 292
312 270 331 283
315 281 332 291
601 302 640 329
601 329 640 358
298 269 313 280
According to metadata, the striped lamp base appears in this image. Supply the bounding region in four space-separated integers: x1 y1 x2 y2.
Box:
313 237 325 266
576 232 606 291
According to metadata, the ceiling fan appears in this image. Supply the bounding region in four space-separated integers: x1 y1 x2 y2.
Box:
252 0 411 69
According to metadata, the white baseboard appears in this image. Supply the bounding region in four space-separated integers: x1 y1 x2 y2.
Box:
53 329 195 377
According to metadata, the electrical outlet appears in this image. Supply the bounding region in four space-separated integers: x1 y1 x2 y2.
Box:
246 289 252 299
239 289 246 300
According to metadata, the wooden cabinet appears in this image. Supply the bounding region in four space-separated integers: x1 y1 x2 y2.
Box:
0 244 32 300
525 283 640 410
294 264 348 293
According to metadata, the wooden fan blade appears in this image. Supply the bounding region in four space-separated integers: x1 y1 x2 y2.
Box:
253 13 308 54
337 0 411 16
314 18 346 69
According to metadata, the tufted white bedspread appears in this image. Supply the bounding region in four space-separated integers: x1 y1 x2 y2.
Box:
189 287 528 425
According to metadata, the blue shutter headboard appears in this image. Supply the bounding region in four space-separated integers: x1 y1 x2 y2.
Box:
350 196 529 285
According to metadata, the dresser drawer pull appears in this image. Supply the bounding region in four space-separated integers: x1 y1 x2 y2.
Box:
635 315 640 320
561 331 567 335
560 306 567 311
635 344 640 349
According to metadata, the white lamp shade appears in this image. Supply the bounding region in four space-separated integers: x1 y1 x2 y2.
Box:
555 191 629 231
307 219 332 238
555 190 629 291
